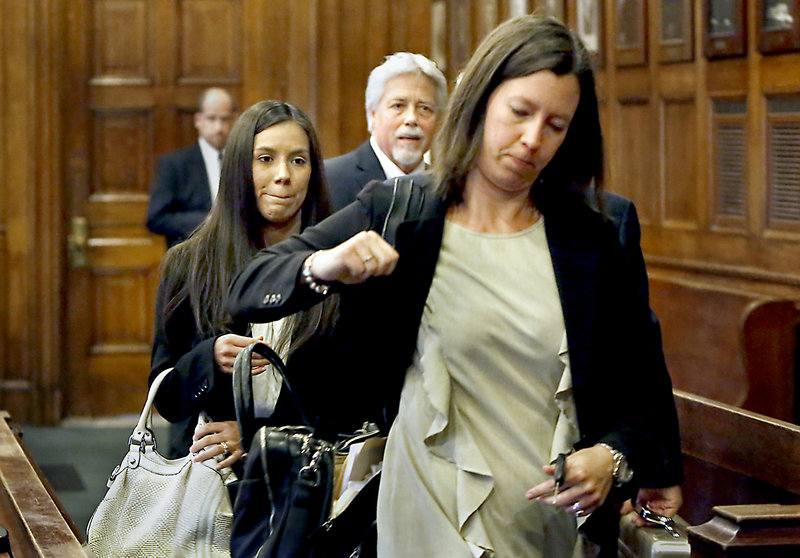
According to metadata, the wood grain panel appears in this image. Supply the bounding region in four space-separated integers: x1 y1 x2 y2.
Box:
662 98 699 227
370 0 392 57
650 281 750 405
710 99 748 230
312 0 342 157
90 271 154 351
86 353 153 415
399 0 435 55
91 110 153 196
448 0 472 80
338 0 372 155
286 1 318 118
0 0 6 399
767 118 800 232
1 0 65 423
766 97 800 234
472 0 500 49
91 0 150 84
178 0 241 84
616 98 658 224
431 0 448 72
0 226 6 394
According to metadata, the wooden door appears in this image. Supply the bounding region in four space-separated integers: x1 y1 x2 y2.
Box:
63 0 243 416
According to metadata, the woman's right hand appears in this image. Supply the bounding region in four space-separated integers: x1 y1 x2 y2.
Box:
191 419 243 470
213 334 269 374
309 231 398 285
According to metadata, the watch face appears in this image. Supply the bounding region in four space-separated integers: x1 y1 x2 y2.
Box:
618 457 633 483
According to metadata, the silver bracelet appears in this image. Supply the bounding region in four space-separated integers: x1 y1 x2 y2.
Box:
300 251 330 295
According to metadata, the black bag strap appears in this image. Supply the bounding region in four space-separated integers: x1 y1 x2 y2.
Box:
233 342 310 451
380 176 418 246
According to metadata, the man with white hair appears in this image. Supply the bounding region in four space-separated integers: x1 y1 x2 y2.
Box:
325 52 447 210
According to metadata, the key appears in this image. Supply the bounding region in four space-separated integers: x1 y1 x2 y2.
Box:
635 504 682 538
553 453 567 503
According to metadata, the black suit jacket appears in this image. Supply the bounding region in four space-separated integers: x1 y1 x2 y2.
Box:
146 143 213 247
324 140 386 211
228 177 683 489
149 270 304 457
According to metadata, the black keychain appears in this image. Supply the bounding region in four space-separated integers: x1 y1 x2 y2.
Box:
553 453 567 500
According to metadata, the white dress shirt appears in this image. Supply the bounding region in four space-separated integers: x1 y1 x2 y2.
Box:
198 137 222 201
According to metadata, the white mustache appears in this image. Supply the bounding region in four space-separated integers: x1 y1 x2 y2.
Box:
395 126 424 140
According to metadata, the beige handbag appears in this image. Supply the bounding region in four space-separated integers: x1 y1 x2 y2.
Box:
86 368 235 558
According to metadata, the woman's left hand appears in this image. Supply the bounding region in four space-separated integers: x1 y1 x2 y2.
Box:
525 444 615 518
190 419 243 470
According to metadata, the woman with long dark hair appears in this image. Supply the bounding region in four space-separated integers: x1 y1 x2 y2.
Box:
150 100 337 467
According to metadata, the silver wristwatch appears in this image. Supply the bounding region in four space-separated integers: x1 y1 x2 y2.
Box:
598 443 633 486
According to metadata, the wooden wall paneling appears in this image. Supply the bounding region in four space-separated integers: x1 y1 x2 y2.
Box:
91 111 153 199
386 0 407 54
615 0 648 67
709 97 748 231
241 0 269 109
372 0 396 63
254 0 291 102
616 97 659 224
0 0 66 423
313 0 343 158
706 57 748 93
91 0 150 85
402 0 435 55
471 0 500 50
0 1 8 413
178 0 241 85
285 1 318 119
447 0 473 80
661 97 699 228
64 0 93 417
59 0 247 418
431 0 449 74
765 96 800 234
336 0 372 156
531 0 564 20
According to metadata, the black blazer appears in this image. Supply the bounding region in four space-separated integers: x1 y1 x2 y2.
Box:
324 140 386 211
227 177 683 490
149 272 307 455
146 143 213 247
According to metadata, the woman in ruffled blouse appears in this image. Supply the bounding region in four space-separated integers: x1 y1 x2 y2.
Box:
227 16 682 557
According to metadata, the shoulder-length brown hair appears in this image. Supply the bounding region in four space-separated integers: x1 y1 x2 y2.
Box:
160 100 335 345
433 15 603 213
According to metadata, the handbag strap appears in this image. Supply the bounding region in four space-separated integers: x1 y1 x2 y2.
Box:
380 176 416 246
131 367 174 447
233 342 309 450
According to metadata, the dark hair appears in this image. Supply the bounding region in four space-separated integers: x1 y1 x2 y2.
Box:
432 15 603 212
160 100 335 344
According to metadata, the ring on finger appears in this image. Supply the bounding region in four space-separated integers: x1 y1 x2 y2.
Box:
220 441 229 453
362 255 374 264
571 502 582 515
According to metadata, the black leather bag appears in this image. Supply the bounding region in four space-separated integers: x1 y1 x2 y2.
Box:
230 342 377 558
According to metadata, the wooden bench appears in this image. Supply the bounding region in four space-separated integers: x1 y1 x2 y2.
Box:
0 411 85 557
676 390 800 556
649 277 799 422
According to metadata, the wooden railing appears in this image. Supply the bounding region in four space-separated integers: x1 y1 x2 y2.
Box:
650 277 799 423
676 391 800 556
0 412 85 557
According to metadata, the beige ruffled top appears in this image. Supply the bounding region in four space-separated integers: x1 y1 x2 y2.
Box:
377 220 582 558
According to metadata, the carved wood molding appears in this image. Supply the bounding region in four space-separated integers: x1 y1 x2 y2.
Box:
646 254 800 288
